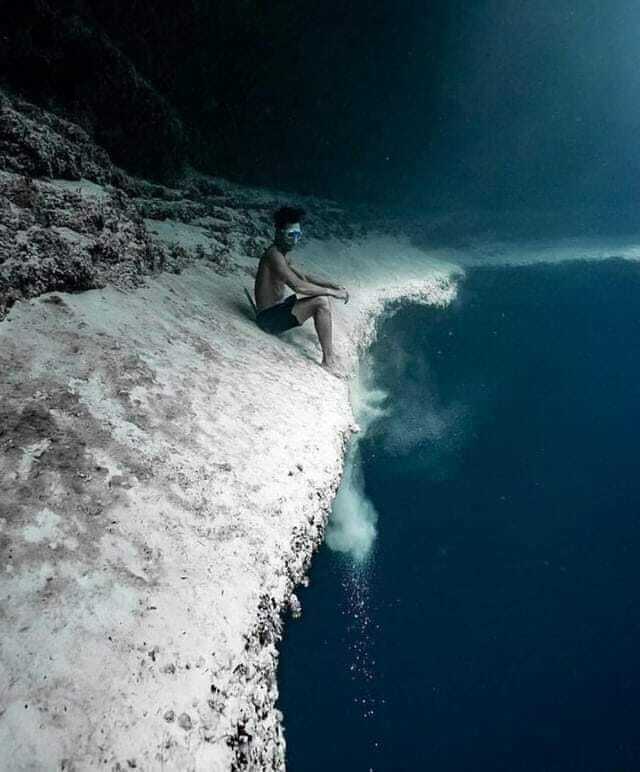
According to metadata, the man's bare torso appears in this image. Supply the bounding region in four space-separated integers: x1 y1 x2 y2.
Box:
254 245 291 312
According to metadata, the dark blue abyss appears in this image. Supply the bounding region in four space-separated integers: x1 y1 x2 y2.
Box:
278 259 640 772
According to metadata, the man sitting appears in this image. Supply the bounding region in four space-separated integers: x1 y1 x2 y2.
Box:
254 206 349 373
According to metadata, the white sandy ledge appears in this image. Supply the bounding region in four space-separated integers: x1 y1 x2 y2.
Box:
0 232 461 770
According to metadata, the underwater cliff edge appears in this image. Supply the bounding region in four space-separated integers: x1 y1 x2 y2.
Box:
0 93 458 770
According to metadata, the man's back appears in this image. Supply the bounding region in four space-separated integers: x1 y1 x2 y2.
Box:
254 245 287 312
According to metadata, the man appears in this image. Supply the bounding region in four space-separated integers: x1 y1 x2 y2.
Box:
254 205 349 373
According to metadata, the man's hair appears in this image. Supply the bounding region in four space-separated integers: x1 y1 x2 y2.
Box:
273 205 306 229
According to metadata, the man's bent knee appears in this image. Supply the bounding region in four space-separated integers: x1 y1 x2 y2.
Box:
292 294 332 325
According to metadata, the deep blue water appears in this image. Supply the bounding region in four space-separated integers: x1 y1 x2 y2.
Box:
279 259 640 772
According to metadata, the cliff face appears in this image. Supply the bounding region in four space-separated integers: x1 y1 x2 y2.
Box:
0 95 459 769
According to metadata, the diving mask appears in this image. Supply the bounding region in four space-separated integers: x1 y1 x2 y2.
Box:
282 224 303 243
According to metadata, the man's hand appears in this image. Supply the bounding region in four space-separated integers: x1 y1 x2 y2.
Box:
290 263 349 302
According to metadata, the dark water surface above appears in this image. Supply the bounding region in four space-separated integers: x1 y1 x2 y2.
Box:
279 259 640 771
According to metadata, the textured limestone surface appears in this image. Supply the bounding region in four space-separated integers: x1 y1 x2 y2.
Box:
1 90 462 770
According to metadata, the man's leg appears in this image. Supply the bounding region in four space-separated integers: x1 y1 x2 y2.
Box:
292 296 336 367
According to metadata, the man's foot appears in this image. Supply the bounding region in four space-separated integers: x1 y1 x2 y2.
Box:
321 357 348 379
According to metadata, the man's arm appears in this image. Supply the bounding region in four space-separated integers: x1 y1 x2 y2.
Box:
268 249 347 300
289 264 343 291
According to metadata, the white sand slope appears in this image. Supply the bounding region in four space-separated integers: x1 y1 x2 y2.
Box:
0 226 458 770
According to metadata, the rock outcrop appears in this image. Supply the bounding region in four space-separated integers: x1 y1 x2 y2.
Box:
0 91 368 321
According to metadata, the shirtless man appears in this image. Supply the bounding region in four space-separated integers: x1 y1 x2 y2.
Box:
254 205 349 373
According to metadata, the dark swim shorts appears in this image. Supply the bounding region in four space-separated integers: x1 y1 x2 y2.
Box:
256 294 302 335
